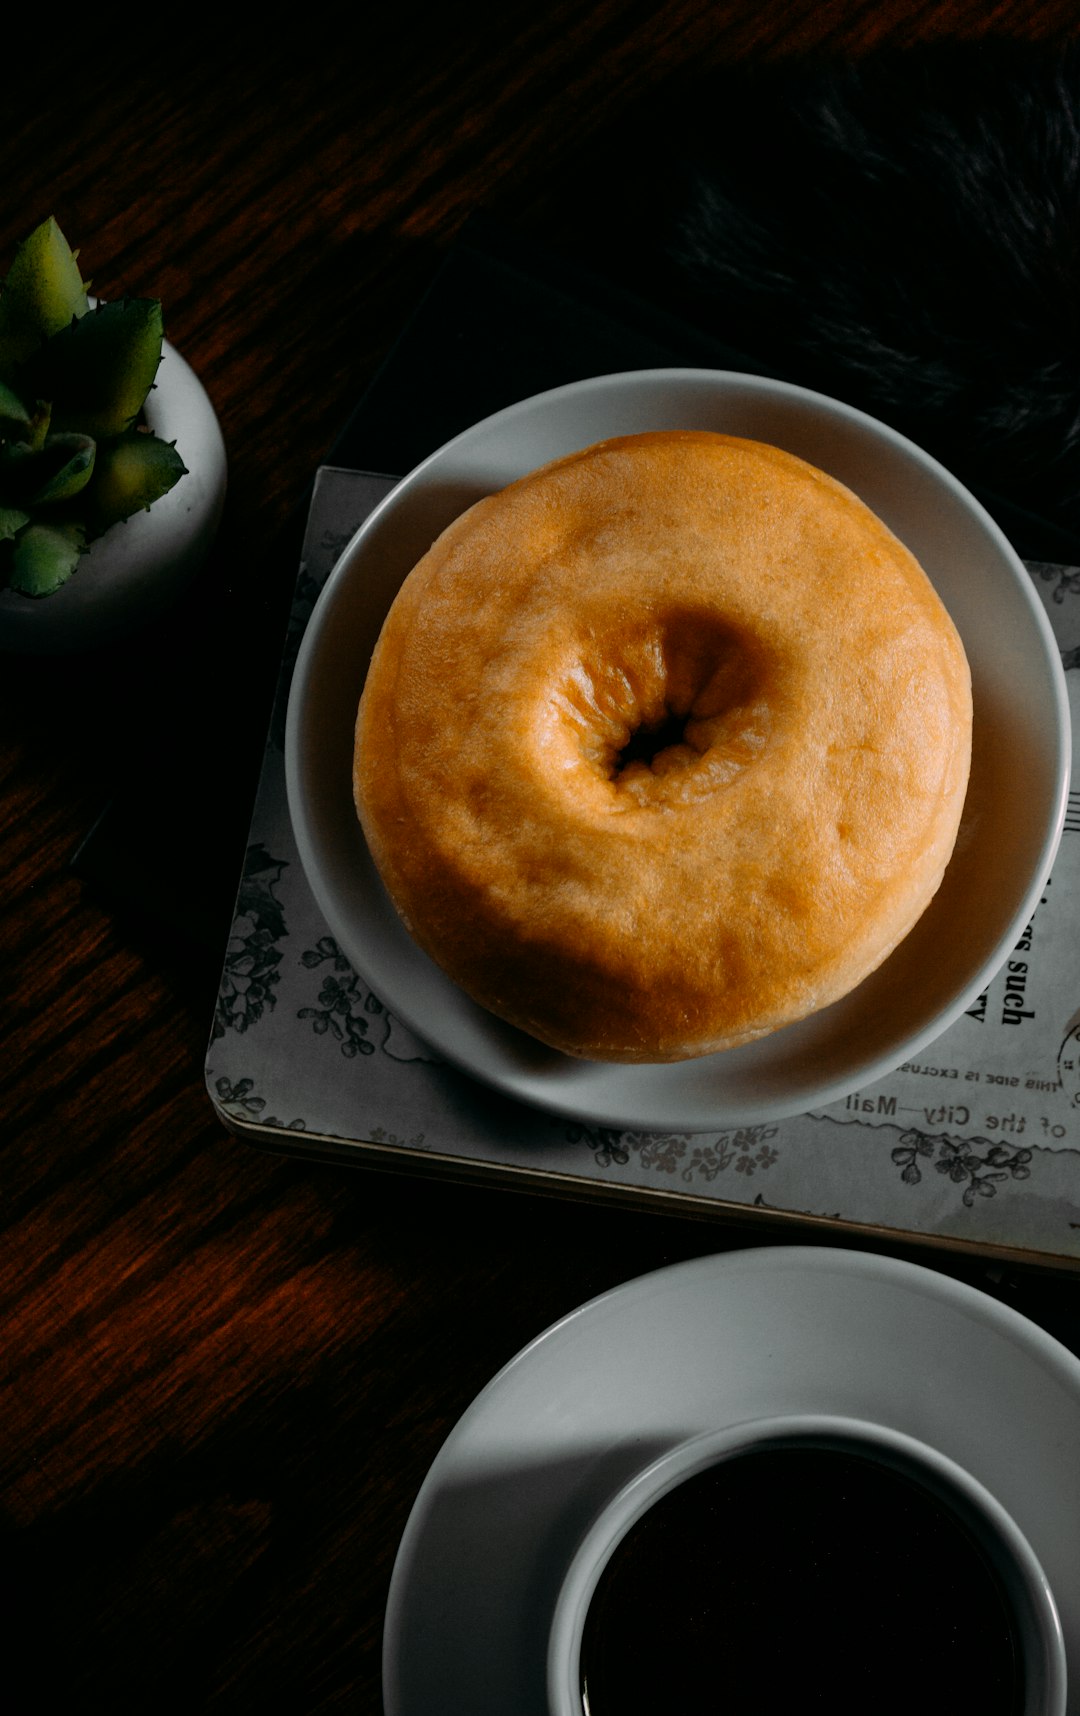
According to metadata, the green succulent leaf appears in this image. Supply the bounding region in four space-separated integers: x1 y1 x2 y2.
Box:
28 432 97 505
0 378 30 435
0 398 52 460
7 519 86 596
89 430 186 530
0 504 30 541
0 418 84 506
23 398 52 452
0 223 184 593
28 399 52 452
0 217 89 371
21 297 164 439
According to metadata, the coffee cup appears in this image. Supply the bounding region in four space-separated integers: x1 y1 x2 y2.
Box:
547 1414 1066 1716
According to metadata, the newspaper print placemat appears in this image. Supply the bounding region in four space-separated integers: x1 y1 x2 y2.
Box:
205 468 1080 1266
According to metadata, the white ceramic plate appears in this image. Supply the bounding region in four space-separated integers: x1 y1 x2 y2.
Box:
285 369 1070 1131
381 1247 1080 1716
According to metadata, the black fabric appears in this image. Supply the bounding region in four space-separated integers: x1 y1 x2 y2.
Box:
530 43 1080 562
334 213 1080 563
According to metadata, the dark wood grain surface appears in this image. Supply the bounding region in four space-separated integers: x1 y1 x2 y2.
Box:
5 5 1080 1711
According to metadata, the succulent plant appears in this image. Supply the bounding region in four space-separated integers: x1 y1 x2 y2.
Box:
0 217 186 597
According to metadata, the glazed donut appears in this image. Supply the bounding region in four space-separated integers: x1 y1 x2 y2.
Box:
352 431 972 1063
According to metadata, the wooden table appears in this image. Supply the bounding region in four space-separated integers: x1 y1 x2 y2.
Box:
5 5 1080 1709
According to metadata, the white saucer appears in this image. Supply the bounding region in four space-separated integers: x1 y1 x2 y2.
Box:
286 368 1070 1131
382 1247 1080 1716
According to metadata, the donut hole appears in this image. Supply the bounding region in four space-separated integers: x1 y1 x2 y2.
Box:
608 613 778 804
615 708 689 776
544 610 783 809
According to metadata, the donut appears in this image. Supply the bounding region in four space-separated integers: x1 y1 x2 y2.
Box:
352 431 972 1063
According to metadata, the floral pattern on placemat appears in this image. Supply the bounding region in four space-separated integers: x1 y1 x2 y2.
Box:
213 1075 306 1132
297 935 444 1064
1030 561 1080 606
298 936 381 1058
212 843 289 1042
891 1128 1033 1206
566 1123 782 1185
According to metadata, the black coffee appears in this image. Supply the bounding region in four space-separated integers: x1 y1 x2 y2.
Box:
579 1445 1024 1715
